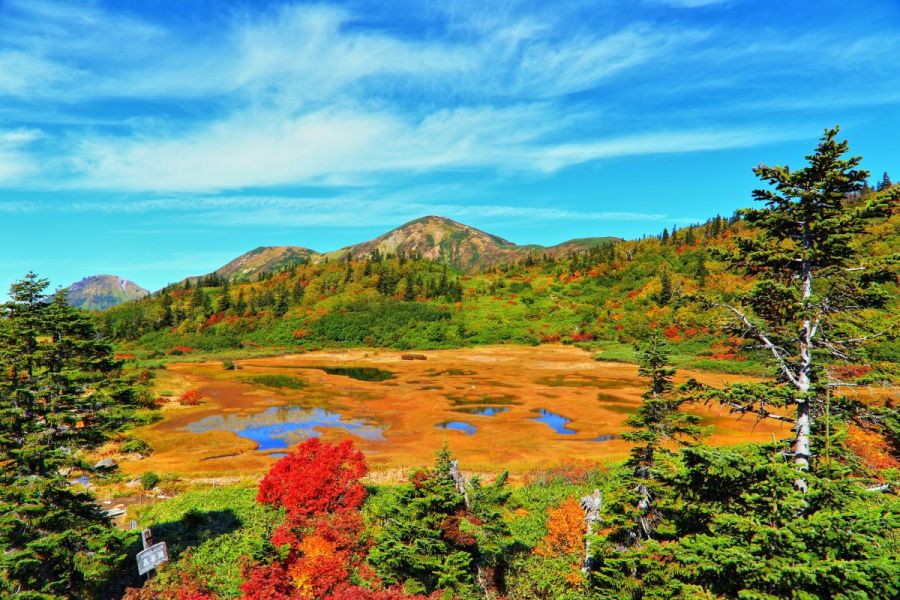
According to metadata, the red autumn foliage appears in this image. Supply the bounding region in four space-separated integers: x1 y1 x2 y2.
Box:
626 289 641 299
241 440 374 600
167 345 195 355
439 513 477 547
257 438 367 520
569 332 595 342
240 562 299 600
663 325 681 341
175 574 216 600
540 333 562 344
709 336 746 361
293 329 311 339
179 389 203 406
830 364 873 380
205 313 225 326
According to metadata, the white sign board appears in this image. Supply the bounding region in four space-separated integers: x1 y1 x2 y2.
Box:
136 542 168 576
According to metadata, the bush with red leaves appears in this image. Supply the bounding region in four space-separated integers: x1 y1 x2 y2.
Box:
240 562 298 600
569 332 595 342
179 389 203 406
240 439 373 599
257 438 367 520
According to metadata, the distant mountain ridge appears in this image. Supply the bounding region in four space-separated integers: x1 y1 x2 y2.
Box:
206 215 619 281
213 246 318 282
64 275 148 310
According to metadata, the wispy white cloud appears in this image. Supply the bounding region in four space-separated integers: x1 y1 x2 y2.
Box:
0 0 898 197
0 128 44 183
0 192 680 233
534 127 801 171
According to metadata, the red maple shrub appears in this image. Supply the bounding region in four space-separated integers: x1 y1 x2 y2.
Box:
241 439 373 599
257 438 367 520
240 562 298 600
569 331 595 342
179 389 203 405
663 325 681 340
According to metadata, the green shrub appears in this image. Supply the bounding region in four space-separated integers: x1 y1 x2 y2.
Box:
122 437 151 454
140 471 161 491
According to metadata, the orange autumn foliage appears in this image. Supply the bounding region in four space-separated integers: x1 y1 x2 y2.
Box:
846 425 900 471
535 498 585 557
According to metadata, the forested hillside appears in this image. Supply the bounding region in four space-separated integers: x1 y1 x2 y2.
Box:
100 184 898 381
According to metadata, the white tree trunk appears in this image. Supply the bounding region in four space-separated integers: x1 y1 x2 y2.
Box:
794 254 814 493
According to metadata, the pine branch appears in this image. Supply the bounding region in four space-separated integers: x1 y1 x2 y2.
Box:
718 399 796 424
720 303 802 388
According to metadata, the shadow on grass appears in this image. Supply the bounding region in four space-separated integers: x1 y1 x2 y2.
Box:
134 508 243 560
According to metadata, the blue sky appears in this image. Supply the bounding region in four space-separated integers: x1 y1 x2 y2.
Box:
1 0 899 293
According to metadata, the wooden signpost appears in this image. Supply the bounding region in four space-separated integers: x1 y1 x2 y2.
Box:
136 528 168 578
137 541 168 577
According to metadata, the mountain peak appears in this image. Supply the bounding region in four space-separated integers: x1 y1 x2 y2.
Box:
214 245 319 281
65 275 148 310
324 214 519 271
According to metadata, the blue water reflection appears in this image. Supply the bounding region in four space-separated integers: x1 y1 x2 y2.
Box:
532 409 576 434
187 407 385 450
436 421 477 435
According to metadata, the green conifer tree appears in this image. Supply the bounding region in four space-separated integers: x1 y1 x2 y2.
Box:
693 252 709 289
217 279 232 313
657 270 673 306
0 275 148 598
369 447 512 596
620 333 703 543
709 126 893 493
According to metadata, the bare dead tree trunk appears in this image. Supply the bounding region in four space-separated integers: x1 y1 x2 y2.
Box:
450 460 491 599
580 489 602 573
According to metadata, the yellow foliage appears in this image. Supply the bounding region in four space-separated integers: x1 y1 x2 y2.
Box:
535 497 585 557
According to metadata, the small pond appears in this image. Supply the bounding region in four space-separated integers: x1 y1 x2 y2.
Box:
305 366 395 382
532 409 577 434
436 421 477 435
187 407 385 450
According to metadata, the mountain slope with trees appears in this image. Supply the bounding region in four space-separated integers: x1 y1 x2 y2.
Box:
98 181 898 383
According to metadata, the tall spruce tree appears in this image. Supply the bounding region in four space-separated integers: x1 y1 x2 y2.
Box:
693 251 709 289
619 333 704 544
0 274 148 598
709 126 894 493
657 269 673 306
